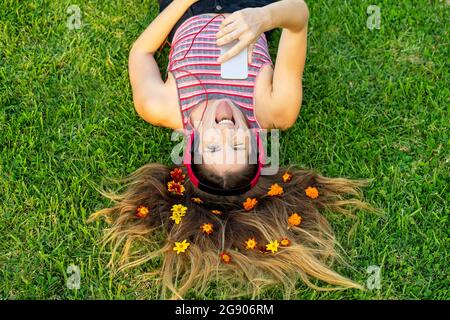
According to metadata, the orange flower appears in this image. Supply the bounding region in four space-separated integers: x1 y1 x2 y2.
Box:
245 238 258 250
243 198 258 211
288 213 303 228
282 172 293 183
167 181 185 195
191 197 204 204
200 223 214 235
170 168 186 183
210 209 222 215
280 238 291 247
267 183 284 196
135 205 149 218
220 252 232 264
305 186 319 199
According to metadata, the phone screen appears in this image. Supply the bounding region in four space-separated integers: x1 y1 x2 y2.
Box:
220 39 248 79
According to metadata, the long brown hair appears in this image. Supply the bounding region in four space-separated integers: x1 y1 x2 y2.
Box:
89 163 378 299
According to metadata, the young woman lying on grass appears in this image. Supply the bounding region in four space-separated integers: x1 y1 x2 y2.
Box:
90 0 376 299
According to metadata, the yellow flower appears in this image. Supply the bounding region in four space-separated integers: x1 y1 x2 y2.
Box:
267 183 283 196
288 213 302 228
135 205 150 218
245 238 258 250
171 215 182 225
210 209 222 215
243 198 258 211
173 240 190 254
305 186 319 199
282 172 293 183
171 204 187 216
200 223 214 235
266 240 279 254
170 204 187 225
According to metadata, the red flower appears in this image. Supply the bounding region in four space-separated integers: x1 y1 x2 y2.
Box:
167 181 185 195
259 245 270 254
170 168 186 184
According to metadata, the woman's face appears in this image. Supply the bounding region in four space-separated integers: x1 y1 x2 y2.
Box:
191 99 254 176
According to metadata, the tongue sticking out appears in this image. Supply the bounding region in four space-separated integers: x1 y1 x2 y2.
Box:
215 101 234 124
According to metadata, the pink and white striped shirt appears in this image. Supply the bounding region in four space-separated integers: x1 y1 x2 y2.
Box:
167 13 274 130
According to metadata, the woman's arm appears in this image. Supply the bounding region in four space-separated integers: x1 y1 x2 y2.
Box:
256 0 309 130
129 0 198 129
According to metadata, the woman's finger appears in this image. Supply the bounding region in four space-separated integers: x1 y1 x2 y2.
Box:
216 27 243 46
216 22 237 40
219 14 236 30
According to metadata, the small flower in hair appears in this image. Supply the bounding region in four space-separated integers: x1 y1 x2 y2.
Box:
245 238 258 250
288 213 303 228
191 197 204 204
167 181 185 195
282 172 293 183
173 240 190 254
243 197 258 211
267 183 284 196
210 209 222 215
170 204 187 225
200 223 214 235
135 205 150 219
170 168 186 183
220 252 232 264
259 245 270 254
280 238 291 247
305 186 319 199
266 240 279 254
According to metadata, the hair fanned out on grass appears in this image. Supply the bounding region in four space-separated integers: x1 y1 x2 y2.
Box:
89 163 378 299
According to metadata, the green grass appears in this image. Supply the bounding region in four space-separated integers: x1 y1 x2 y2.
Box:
0 0 448 299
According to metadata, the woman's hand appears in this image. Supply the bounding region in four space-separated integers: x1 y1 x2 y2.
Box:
180 0 199 4
215 7 270 64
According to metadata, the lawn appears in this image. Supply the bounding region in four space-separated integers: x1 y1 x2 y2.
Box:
0 0 448 299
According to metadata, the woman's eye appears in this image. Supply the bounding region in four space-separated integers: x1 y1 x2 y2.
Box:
207 145 221 152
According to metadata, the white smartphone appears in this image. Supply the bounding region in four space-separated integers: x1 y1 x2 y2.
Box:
220 39 248 79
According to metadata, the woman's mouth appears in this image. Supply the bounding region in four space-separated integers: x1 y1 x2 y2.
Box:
217 119 234 125
215 101 235 126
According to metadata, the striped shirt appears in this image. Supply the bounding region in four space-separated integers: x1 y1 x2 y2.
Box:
167 13 274 130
